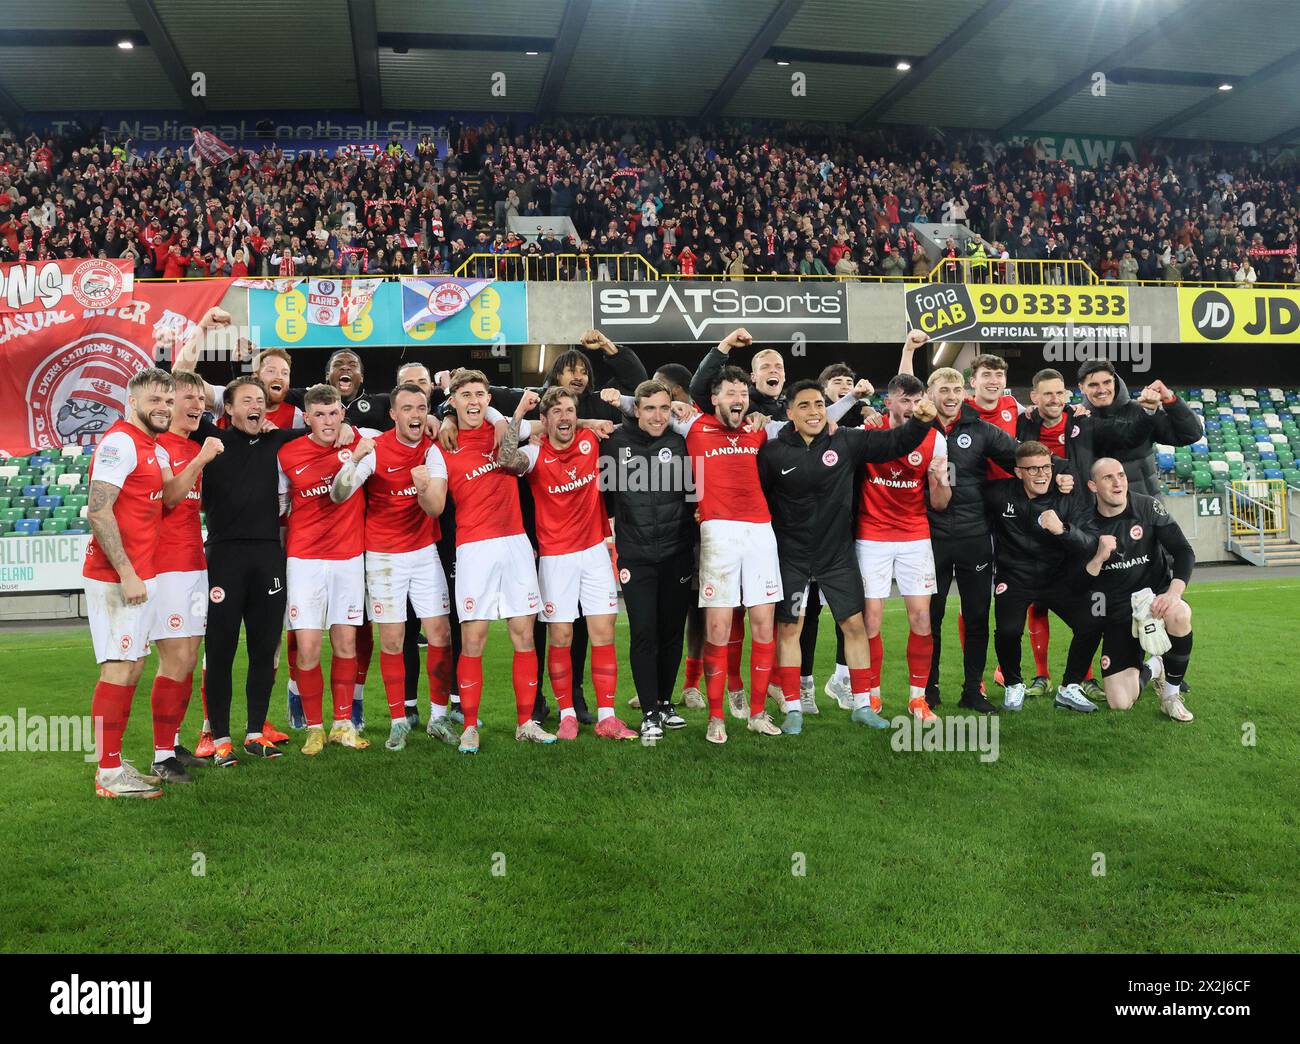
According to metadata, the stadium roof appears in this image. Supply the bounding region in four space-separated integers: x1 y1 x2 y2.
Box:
0 0 1296 147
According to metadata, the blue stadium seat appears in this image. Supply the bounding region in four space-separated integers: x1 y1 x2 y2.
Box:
37 495 61 509
13 518 40 534
1264 468 1284 480
22 484 46 498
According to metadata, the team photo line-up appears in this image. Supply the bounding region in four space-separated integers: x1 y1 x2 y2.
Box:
81 308 1203 798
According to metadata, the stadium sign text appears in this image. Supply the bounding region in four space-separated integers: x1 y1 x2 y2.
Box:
906 284 1131 344
595 283 847 342
1178 288 1300 343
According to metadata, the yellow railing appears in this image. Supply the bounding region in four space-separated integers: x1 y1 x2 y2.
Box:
1229 478 1288 535
926 256 1099 285
139 254 1298 290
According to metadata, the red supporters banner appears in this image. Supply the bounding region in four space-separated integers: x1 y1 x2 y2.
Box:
192 128 237 165
0 279 231 455
0 258 134 314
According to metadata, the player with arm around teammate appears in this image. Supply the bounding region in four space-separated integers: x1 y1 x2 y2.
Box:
330 382 457 752
758 379 936 735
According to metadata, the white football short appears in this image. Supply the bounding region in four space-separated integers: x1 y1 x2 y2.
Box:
538 541 619 623
84 576 158 664
856 538 937 599
287 555 366 631
148 569 208 641
366 546 449 622
697 519 782 609
455 534 541 621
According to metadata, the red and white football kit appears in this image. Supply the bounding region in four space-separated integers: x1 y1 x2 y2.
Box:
675 411 783 609
521 433 616 623
1038 413 1069 458
442 422 540 622
855 421 946 598
969 393 1020 479
150 430 208 641
344 428 450 621
83 421 169 664
277 433 366 631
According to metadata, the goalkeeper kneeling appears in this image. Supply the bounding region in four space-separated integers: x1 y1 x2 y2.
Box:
1078 458 1196 721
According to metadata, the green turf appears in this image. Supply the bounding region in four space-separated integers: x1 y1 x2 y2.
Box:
1 578 1297 953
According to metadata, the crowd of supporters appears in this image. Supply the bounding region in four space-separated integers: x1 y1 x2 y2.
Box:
1 116 1296 283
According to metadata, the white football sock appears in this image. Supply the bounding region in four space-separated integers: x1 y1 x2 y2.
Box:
154 748 174 762
832 663 849 683
597 707 614 722
800 674 813 686
560 707 576 720
785 698 801 712
852 693 871 711
429 703 447 720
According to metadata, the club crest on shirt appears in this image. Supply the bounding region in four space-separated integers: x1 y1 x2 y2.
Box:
907 450 923 466
822 450 839 467
957 433 972 449
995 582 1008 595
578 440 592 454
1001 409 1013 423
657 447 672 463
1130 524 1143 540
337 448 353 463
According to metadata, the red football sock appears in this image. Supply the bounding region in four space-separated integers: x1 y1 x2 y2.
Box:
512 649 539 725
547 644 574 712
1084 664 1095 682
329 655 357 722
726 608 745 690
704 640 727 720
173 670 194 745
781 664 801 704
298 664 324 727
849 667 872 699
92 680 136 770
906 631 934 690
354 624 374 684
457 654 483 728
380 651 406 721
150 675 188 755
1028 604 1051 677
286 631 299 687
684 656 703 691
747 638 775 716
958 614 966 651
591 643 617 710
867 633 884 691
426 643 452 708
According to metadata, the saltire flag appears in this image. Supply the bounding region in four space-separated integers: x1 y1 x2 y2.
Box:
401 278 493 332
192 129 236 166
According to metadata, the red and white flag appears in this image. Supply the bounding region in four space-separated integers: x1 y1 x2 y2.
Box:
192 129 236 166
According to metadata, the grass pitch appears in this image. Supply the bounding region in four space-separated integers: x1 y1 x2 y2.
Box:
1 577 1297 954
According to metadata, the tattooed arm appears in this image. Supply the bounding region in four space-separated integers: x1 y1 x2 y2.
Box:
87 480 147 605
496 390 540 475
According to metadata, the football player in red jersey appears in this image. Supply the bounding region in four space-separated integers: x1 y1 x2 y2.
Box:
277 384 369 756
498 386 635 741
148 370 240 780
83 368 221 798
440 372 548 753
856 372 952 722
330 382 457 751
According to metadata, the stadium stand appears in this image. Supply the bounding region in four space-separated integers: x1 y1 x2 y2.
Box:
1 120 1296 283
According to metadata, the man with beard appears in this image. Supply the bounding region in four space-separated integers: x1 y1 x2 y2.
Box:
1077 361 1202 497
84 369 222 798
675 330 860 743
498 387 636 741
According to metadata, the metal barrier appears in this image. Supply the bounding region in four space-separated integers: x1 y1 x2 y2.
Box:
926 256 1098 285
1228 478 1287 536
453 253 661 281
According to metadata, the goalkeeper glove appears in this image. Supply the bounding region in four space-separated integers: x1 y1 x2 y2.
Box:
1131 587 1172 656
